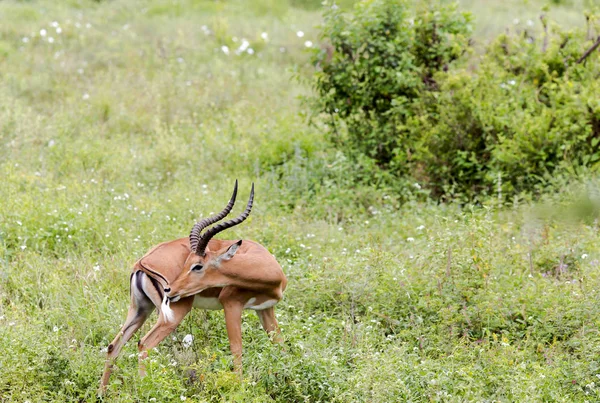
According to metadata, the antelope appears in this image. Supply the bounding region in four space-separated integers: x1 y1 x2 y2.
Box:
99 181 287 393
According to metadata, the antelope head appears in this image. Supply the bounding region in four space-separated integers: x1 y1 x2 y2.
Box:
161 180 254 320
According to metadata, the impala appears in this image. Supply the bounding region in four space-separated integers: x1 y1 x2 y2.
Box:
100 181 287 393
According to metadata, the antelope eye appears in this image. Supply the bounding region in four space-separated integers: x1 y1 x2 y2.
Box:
190 263 204 272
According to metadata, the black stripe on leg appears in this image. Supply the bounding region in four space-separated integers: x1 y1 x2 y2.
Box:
149 276 164 301
135 270 144 294
129 272 135 296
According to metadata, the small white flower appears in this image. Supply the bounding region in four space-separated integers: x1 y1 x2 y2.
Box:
9 322 16 326
86 23 92 29
527 19 534 27
513 18 519 25
56 27 62 34
177 57 184 63
416 225 425 231
180 396 187 401
53 326 59 332
93 264 101 272
22 37 29 43
296 31 304 37
238 39 250 53
261 32 268 40
48 37 54 43
20 245 27 250
582 254 588 259
82 93 90 100
40 29 47 37
407 237 415 242
247 48 254 55
221 45 230 55
182 334 193 348
48 139 55 147
51 21 59 28
508 80 516 85
414 183 422 189
77 68 84 74
304 40 313 48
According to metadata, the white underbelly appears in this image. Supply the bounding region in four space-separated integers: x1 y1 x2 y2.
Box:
191 296 279 311
244 298 278 310
193 296 223 310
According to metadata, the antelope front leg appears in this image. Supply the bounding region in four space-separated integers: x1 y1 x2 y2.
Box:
223 302 244 375
220 287 251 376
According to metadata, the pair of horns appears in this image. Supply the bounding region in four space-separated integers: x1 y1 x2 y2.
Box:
189 180 254 256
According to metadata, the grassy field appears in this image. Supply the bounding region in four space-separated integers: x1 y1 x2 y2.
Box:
1 0 600 401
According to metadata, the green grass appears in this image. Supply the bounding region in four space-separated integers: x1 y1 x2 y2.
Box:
1 0 600 401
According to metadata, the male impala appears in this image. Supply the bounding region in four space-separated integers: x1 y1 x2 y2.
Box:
100 181 287 393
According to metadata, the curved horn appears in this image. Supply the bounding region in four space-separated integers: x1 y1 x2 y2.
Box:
195 183 254 256
189 180 238 252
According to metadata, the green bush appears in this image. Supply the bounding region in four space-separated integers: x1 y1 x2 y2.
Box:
310 0 600 201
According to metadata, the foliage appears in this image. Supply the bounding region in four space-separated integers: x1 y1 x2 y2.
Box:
310 0 472 177
311 0 600 201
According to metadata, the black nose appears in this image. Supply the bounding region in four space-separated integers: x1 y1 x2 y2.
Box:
164 287 171 293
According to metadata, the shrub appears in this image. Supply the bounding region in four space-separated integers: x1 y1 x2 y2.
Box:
310 1 600 201
309 0 472 187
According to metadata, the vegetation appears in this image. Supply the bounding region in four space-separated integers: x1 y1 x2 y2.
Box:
1 0 600 402
310 0 600 200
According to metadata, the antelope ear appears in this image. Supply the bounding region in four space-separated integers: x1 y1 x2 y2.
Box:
219 240 242 261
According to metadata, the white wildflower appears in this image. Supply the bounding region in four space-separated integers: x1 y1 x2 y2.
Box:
261 32 268 40
82 93 90 100
247 48 254 55
407 237 415 242
182 334 193 348
40 29 47 37
582 254 588 259
53 326 59 332
304 40 313 48
296 31 304 37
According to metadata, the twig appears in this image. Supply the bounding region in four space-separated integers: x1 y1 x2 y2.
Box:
577 36 600 65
